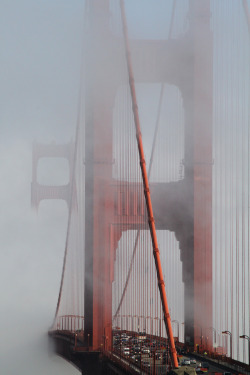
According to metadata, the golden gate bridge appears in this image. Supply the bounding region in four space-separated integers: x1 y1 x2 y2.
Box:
31 0 250 373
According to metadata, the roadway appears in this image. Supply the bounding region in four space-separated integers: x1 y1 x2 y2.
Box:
180 353 250 375
112 330 250 374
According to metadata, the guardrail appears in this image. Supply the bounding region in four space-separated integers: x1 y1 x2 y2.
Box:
54 314 84 332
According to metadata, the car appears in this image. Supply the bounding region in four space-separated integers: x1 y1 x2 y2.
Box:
190 358 196 364
155 352 162 359
196 370 204 374
182 359 191 365
133 346 140 353
131 338 139 344
201 362 209 369
142 360 150 368
131 354 140 362
122 337 129 343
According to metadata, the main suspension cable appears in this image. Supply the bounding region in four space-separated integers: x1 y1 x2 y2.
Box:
119 0 178 368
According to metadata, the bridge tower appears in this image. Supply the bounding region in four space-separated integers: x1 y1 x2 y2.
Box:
83 0 213 352
84 0 116 351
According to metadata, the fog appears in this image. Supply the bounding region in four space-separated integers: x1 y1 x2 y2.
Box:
0 0 84 373
1 0 249 371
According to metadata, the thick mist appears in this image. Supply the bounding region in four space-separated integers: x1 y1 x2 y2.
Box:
0 0 84 373
3 0 248 370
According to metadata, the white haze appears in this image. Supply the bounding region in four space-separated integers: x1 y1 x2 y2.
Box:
0 0 84 373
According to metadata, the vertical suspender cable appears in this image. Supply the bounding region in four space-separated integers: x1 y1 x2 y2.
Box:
246 0 250 352
236 5 240 359
213 1 218 338
53 1 88 328
119 0 178 368
241 16 246 361
241 0 250 360
224 0 228 329
113 0 176 323
53 77 84 326
53 91 82 325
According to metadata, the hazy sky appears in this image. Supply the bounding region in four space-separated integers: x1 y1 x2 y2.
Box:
3 0 249 371
0 0 84 373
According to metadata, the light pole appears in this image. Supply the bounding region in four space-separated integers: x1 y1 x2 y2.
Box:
193 324 203 348
132 315 138 334
74 332 78 350
208 327 217 344
145 316 151 335
172 320 180 342
181 322 185 345
127 314 132 332
154 317 161 338
88 333 90 351
222 331 232 358
138 315 146 334
208 327 218 352
116 314 121 330
139 315 146 333
240 334 250 366
121 314 126 332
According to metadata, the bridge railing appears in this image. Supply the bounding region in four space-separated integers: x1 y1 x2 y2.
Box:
54 314 84 332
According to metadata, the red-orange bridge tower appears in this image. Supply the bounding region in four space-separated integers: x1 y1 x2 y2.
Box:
32 0 213 352
32 0 218 372
83 0 212 354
